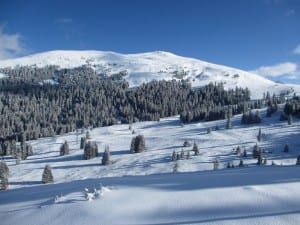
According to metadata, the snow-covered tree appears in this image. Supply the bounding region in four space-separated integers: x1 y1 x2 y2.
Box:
84 141 98 160
257 128 262 142
130 135 146 153
42 164 53 184
60 140 69 156
102 145 111 165
192 142 199 155
0 161 9 190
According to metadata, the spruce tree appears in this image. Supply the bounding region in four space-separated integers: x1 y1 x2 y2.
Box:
42 164 53 184
192 142 199 155
102 145 111 165
257 128 262 142
60 140 69 156
0 161 9 190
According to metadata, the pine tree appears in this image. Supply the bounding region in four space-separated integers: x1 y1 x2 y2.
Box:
172 151 177 161
183 140 191 147
173 162 179 173
192 142 199 155
0 161 9 190
60 140 69 156
130 135 146 153
84 141 98 160
239 159 244 167
213 159 220 170
42 164 53 184
80 137 86 149
102 145 111 165
257 128 262 142
296 155 300 165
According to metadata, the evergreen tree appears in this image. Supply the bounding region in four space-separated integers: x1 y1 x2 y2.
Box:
84 141 98 160
80 137 86 149
183 140 191 147
172 151 177 161
253 144 260 159
239 159 244 167
130 135 146 153
257 128 262 142
60 140 69 156
42 164 53 184
102 145 111 165
296 155 300 165
213 159 220 170
192 142 199 155
0 161 9 190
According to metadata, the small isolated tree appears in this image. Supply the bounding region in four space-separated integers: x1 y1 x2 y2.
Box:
130 135 146 153
207 127 211 134
213 159 220 170
186 150 191 159
86 131 91 139
173 162 179 173
60 140 69 156
284 144 289 153
42 164 53 184
253 144 260 159
243 149 247 157
84 141 98 160
183 140 191 147
296 155 300 165
0 161 9 190
257 128 262 142
172 151 177 161
80 137 86 149
236 146 241 155
192 142 199 155
239 159 244 167
102 145 111 165
180 149 185 159
257 152 263 165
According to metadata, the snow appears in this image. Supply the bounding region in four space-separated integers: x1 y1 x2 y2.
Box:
0 107 300 225
0 50 299 99
0 72 7 78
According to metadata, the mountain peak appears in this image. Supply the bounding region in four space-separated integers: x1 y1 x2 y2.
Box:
0 50 299 99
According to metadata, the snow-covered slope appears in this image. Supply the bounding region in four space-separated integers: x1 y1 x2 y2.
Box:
1 107 300 225
0 50 299 99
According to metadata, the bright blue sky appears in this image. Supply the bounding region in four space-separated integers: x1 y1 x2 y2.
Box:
0 0 300 83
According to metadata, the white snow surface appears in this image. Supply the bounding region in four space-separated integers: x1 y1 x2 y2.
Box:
0 50 299 99
1 107 300 225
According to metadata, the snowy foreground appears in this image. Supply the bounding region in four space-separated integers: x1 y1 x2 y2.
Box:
1 108 300 225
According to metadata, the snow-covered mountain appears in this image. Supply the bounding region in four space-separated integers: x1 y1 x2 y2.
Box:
0 50 299 99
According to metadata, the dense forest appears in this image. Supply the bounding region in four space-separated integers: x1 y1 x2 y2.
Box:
0 65 265 154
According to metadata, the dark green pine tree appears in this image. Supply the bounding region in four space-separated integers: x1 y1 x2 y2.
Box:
42 164 54 184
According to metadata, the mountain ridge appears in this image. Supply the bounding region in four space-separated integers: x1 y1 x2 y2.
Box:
0 50 299 99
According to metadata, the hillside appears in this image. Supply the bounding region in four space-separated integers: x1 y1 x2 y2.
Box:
0 50 299 99
1 107 300 225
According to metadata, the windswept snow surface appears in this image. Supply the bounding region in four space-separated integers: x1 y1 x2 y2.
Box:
0 50 299 99
0 107 300 225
